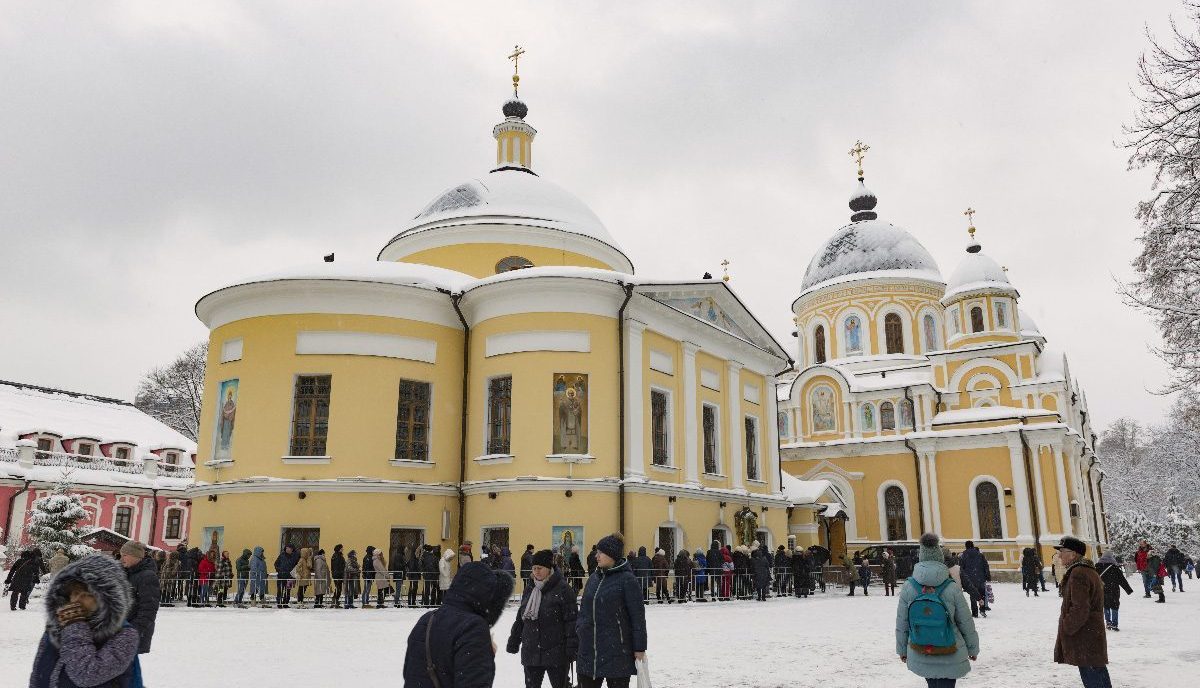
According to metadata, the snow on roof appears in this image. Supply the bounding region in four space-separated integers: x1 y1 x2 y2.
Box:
780 473 834 505
800 219 942 294
0 459 192 491
0 381 195 453
943 251 1015 302
465 265 634 290
393 169 627 255
933 406 1056 425
207 260 477 296
1036 347 1066 380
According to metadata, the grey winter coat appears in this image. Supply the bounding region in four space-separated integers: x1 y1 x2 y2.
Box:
895 560 980 680
311 554 333 596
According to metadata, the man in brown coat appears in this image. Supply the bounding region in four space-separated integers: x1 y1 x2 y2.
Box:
1053 536 1110 688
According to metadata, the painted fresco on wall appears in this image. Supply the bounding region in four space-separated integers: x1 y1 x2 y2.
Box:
996 301 1009 328
213 379 238 461
923 314 939 350
551 525 584 562
844 316 863 354
553 374 588 454
899 399 914 429
811 385 836 432
862 403 876 431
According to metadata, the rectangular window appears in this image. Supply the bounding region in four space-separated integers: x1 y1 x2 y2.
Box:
36 438 53 452
702 404 719 474
76 442 93 456
165 510 182 540
745 416 760 481
482 526 510 554
711 528 728 547
289 375 332 456
657 527 677 558
114 507 132 537
486 376 512 455
280 527 321 553
395 379 432 462
651 390 669 466
114 447 130 461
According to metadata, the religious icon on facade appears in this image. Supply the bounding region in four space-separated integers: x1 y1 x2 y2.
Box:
214 379 238 461
551 525 584 562
734 506 758 547
553 374 588 454
996 301 1009 329
811 385 836 432
862 403 876 431
844 315 863 354
899 399 914 430
923 314 939 351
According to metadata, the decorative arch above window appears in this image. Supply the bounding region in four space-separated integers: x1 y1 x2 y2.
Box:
970 306 985 333
880 401 896 430
813 325 827 364
495 256 534 273
884 313 904 354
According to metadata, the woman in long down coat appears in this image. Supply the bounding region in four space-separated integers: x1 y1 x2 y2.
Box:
312 549 333 608
249 546 268 606
343 550 361 609
881 550 898 596
751 548 771 601
576 534 647 688
895 534 979 685
438 549 455 606
294 547 314 607
507 549 579 688
1021 547 1043 597
721 546 734 600
372 549 390 609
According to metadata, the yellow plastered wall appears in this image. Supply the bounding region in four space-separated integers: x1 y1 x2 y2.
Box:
696 351 731 490
466 312 619 482
197 314 464 484
932 446 1018 540
642 332 683 485
797 284 944 358
188 491 456 562
740 369 770 494
1037 445 1065 533
464 491 618 555
625 493 784 553
395 243 615 278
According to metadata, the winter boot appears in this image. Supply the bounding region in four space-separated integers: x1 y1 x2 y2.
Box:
1156 590 1166 603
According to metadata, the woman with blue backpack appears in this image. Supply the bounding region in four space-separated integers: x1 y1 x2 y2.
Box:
895 533 979 687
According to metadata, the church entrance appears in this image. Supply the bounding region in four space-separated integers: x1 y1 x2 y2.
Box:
390 528 424 571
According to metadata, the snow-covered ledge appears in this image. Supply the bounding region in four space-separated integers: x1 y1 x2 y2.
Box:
204 458 235 468
474 454 514 465
545 454 594 464
388 458 435 469
282 456 332 465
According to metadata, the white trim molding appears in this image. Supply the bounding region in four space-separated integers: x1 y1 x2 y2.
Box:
968 474 1009 541
877 480 914 542
296 331 437 363
485 330 590 357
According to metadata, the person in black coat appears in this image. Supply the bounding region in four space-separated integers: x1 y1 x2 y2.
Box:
586 545 598 577
330 544 346 608
520 544 535 590
733 547 751 599
406 546 422 607
632 546 652 602
792 548 811 598
421 545 439 607
1097 552 1133 631
576 533 647 687
707 541 724 600
274 544 300 608
507 549 579 688
750 549 771 601
360 545 377 608
404 561 514 687
1020 547 1042 597
958 541 991 617
4 549 43 610
118 541 159 653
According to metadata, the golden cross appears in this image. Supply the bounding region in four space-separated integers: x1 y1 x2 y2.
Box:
721 258 731 282
963 207 976 237
848 140 870 178
508 45 525 74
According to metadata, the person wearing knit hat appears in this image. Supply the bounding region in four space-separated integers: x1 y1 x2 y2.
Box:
119 540 159 654
577 533 647 685
507 549 579 687
895 533 979 684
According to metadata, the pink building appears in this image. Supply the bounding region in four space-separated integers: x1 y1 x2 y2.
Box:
0 380 196 551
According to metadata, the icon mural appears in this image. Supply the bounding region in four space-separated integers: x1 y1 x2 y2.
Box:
812 385 836 432
553 374 588 454
214 379 238 461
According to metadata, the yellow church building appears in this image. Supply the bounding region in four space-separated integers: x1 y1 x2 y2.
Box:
186 76 811 566
777 159 1109 573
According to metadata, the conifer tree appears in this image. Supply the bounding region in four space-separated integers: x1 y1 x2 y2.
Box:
26 477 94 559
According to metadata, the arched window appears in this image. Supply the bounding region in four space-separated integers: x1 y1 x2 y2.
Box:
880 401 895 430
922 314 939 351
970 306 985 333
861 403 876 431
844 316 863 355
975 482 1003 539
899 399 914 430
495 256 533 273
884 313 904 354
814 325 826 364
884 486 907 541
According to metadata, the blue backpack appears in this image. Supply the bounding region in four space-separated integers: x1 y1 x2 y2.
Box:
906 578 957 655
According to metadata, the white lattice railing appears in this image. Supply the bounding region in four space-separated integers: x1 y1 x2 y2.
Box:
0 446 18 462
2 447 194 478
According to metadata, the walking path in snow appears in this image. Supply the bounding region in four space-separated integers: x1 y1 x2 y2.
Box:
1 580 1195 687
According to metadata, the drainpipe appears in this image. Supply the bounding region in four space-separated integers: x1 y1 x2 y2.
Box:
4 479 33 545
616 282 634 534
444 290 471 547
902 385 926 535
1096 472 1109 544
1085 457 1102 552
148 489 160 547
1016 419 1042 555
774 361 794 495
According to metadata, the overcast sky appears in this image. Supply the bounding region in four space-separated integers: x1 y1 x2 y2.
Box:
0 1 1186 429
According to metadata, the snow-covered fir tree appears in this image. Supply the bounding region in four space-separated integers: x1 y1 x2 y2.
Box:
26 477 95 559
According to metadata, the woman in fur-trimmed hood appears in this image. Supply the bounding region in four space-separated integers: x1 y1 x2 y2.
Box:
30 554 142 687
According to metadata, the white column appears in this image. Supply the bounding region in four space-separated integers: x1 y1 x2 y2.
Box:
1066 448 1085 537
766 383 782 495
728 361 744 491
1030 444 1051 536
852 401 863 439
918 452 933 535
1053 444 1073 536
624 319 648 478
1008 441 1034 542
681 341 701 486
926 451 942 535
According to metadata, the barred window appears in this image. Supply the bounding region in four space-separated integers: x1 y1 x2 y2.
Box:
970 306 985 333
395 379 432 462
289 375 332 456
487 376 512 455
703 404 719 474
814 325 827 364
880 402 896 431
884 486 907 541
165 509 182 540
651 390 669 466
976 482 1003 539
885 313 904 354
745 416 759 481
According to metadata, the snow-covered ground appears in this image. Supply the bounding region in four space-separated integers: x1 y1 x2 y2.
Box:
2 581 1196 687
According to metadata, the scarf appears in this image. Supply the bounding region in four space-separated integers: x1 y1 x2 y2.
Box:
523 576 547 620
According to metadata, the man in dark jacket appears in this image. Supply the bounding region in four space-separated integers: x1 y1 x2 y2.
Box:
1146 548 1166 603
751 548 771 601
519 544 535 590
792 548 811 598
234 548 252 606
507 549 579 687
959 540 992 618
421 544 439 607
633 546 652 601
586 545 598 577
119 540 159 653
774 545 791 596
4 549 42 610
361 545 377 607
330 544 346 608
274 544 300 608
1164 545 1186 592
1053 536 1109 688
707 540 724 599
404 561 514 687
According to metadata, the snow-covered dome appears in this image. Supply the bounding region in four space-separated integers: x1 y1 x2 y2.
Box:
942 239 1016 303
800 219 942 293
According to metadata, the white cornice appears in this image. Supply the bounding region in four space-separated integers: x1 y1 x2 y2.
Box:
0 477 188 495
461 478 620 495
626 298 783 375
186 477 458 497
460 276 627 325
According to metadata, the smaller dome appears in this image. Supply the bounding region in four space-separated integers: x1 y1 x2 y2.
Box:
502 98 528 119
848 180 878 221
942 240 1016 303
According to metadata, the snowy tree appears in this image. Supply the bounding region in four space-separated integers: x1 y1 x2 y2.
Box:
135 341 206 441
26 478 95 559
1121 2 1200 392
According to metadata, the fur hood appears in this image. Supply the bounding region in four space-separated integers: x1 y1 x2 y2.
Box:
43 555 131 648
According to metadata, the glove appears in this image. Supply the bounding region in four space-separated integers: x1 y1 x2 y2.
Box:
506 639 520 654
55 602 89 627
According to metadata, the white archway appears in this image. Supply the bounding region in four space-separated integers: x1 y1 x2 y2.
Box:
968 475 1009 540
876 480 914 542
874 304 915 355
814 472 857 541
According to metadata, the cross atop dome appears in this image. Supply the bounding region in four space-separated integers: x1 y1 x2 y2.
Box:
963 207 982 254
847 139 878 222
495 45 536 171
848 139 870 180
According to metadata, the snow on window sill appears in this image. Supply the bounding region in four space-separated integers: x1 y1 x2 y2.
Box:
473 454 514 465
701 472 727 479
545 454 595 464
389 458 435 468
204 458 235 467
648 463 679 473
282 456 331 464
745 477 767 484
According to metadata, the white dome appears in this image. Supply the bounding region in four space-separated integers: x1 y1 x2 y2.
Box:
800 219 942 293
943 251 1015 302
